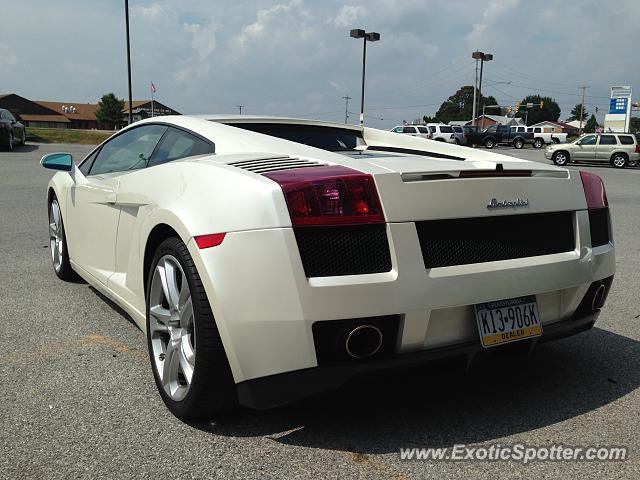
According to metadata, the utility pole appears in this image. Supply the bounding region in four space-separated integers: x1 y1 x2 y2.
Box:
124 0 133 125
471 51 492 127
342 95 351 124
472 57 478 126
579 86 588 136
237 105 244 115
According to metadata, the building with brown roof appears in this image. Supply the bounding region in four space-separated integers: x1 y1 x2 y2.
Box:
123 100 181 123
35 101 100 129
0 93 69 128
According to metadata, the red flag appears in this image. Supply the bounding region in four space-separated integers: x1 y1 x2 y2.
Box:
151 82 156 93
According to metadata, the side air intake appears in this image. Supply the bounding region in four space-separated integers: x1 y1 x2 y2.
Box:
228 156 327 174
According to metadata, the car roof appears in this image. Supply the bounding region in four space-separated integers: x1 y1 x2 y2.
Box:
195 114 363 132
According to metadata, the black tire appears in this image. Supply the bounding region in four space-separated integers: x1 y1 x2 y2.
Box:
484 137 495 149
513 138 524 149
19 129 26 146
552 151 569 166
454 138 461 145
533 138 544 149
435 138 445 142
48 196 76 280
146 237 237 420
7 132 14 151
610 153 627 168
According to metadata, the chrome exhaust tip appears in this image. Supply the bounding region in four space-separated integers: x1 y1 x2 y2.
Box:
592 283 607 311
345 324 383 359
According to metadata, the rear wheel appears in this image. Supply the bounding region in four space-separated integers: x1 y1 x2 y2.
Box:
6 132 14 151
146 237 237 420
552 151 569 166
49 197 75 280
533 138 544 149
610 153 627 168
484 138 495 149
513 138 524 149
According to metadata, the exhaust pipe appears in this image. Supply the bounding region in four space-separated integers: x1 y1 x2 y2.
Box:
345 324 383 359
592 283 607 311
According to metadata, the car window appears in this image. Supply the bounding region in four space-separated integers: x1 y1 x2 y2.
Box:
534 128 541 133
618 135 634 145
148 128 213 167
428 126 436 133
452 126 462 133
439 126 453 133
89 124 167 175
393 127 403 133
578 135 597 145
417 127 429 134
402 126 416 134
599 135 617 145
79 149 100 176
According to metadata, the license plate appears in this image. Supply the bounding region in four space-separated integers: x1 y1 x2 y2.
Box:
474 295 542 348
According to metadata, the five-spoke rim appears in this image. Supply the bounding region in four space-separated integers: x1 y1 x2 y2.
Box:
555 153 567 164
149 255 195 401
613 155 625 167
49 200 63 272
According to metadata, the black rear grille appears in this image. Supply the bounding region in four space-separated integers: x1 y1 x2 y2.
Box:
416 211 575 269
295 224 391 277
588 208 610 247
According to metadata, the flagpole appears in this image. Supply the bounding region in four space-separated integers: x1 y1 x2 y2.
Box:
151 81 155 117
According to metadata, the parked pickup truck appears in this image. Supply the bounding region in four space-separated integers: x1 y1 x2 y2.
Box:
465 125 534 149
511 125 568 148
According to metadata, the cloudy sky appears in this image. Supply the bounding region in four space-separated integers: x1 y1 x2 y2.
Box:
1 0 638 128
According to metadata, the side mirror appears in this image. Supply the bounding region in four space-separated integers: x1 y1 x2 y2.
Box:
41 153 73 172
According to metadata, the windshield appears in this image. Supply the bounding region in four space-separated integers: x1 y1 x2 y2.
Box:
225 122 365 152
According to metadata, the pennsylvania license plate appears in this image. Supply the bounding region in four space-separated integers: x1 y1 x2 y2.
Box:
474 295 542 348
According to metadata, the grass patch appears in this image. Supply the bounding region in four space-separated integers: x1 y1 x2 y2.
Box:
26 127 113 145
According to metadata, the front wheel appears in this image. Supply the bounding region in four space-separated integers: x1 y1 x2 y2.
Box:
6 132 14 151
610 153 627 168
513 138 524 149
552 151 569 166
533 138 544 149
19 129 26 146
146 237 237 420
49 197 75 280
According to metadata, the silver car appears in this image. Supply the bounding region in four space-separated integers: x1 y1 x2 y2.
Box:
545 133 640 168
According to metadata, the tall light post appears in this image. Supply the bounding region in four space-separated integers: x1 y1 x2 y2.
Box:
350 29 380 126
124 0 133 125
471 51 493 126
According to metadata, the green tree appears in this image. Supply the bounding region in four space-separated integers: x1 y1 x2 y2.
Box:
567 103 588 122
584 114 598 133
430 86 499 124
95 93 125 130
629 117 640 133
515 95 561 125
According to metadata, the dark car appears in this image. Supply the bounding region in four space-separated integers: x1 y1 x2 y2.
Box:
465 124 534 149
0 108 26 151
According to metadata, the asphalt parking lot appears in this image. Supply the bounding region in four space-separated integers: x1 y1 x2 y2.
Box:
1 143 639 479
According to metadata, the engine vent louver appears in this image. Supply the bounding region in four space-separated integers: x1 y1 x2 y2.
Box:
228 156 327 174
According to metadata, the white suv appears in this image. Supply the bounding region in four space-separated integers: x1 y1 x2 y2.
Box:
391 125 431 139
426 123 457 143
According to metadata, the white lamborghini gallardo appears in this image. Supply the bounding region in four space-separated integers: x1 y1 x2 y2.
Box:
42 116 615 419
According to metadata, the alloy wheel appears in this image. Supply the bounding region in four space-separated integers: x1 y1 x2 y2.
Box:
49 200 63 272
554 152 567 165
149 255 196 402
612 155 626 168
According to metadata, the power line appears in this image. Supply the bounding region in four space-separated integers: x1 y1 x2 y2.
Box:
341 95 351 123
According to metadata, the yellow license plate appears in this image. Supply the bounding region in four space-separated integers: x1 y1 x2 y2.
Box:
474 295 542 348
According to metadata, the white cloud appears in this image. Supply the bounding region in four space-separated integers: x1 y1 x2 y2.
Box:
131 3 163 21
333 5 367 27
0 44 18 67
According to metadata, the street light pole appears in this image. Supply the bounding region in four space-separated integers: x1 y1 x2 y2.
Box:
472 51 493 128
124 0 133 126
350 29 380 127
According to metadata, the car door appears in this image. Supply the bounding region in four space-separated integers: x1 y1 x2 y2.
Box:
596 134 617 161
402 126 418 136
65 124 167 285
572 134 597 160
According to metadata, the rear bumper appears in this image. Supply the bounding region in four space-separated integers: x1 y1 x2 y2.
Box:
236 308 602 410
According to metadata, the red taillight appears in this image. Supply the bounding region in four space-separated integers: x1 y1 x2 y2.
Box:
264 166 385 226
635 144 640 153
194 233 226 249
580 171 608 209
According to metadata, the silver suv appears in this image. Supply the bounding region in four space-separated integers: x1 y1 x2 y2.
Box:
391 125 431 139
545 133 640 168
